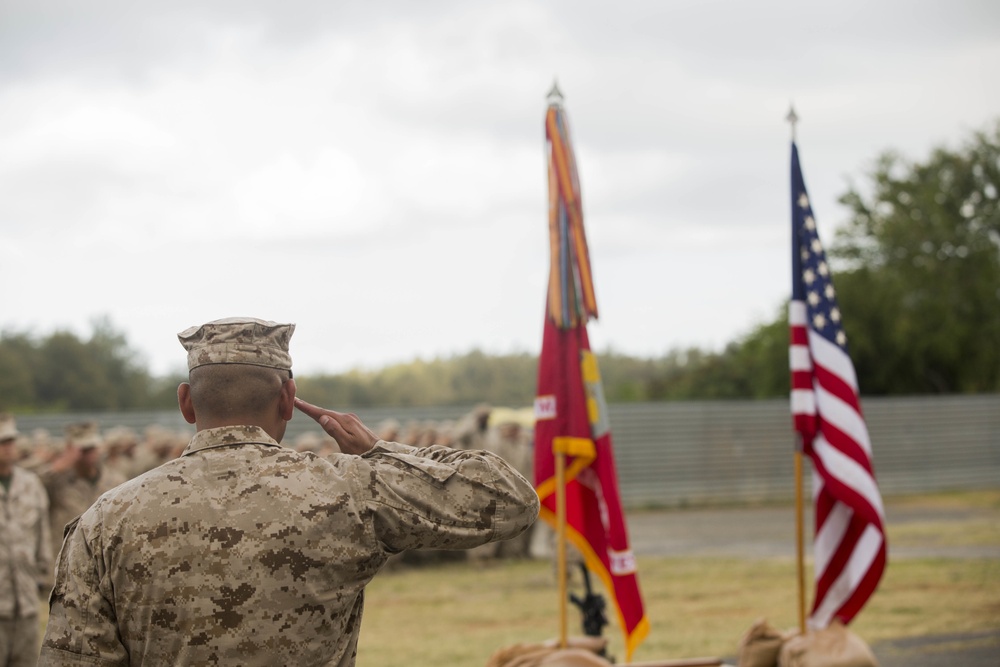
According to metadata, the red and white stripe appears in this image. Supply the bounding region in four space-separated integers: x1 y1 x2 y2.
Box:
789 300 886 629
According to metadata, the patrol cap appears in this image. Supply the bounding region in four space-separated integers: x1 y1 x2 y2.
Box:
66 421 103 450
0 413 18 442
105 426 138 448
177 317 295 373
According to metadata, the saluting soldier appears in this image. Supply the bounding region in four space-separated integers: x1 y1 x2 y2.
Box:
40 317 539 666
38 421 126 563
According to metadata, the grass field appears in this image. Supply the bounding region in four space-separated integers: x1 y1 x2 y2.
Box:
357 491 1000 666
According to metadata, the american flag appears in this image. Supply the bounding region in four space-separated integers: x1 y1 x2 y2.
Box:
789 142 887 629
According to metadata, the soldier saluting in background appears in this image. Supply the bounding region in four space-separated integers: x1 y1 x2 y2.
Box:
38 421 126 565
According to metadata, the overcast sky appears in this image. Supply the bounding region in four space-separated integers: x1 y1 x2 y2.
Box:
1 1 998 377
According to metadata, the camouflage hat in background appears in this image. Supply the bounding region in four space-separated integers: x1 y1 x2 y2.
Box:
105 426 138 449
177 317 295 372
0 413 18 441
26 428 53 458
66 421 103 450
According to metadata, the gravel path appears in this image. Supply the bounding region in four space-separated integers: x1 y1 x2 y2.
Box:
628 502 1000 560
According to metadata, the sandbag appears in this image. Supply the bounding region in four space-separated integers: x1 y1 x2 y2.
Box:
485 643 553 667
777 621 879 667
737 617 797 667
540 648 614 666
486 636 610 667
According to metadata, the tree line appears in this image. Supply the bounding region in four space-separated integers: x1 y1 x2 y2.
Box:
2 121 997 412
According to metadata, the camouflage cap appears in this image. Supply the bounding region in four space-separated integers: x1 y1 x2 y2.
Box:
104 426 138 448
0 413 18 442
66 421 103 450
177 317 295 372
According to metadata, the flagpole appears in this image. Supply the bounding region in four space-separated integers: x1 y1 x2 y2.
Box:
555 447 569 649
786 103 807 635
794 438 807 634
548 81 571 650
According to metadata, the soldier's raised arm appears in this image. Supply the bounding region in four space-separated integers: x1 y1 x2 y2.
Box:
295 397 540 552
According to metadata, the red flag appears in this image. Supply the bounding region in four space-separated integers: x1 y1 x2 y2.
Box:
534 85 648 661
790 141 886 628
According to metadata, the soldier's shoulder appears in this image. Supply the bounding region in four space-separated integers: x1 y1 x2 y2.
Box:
91 459 187 506
13 465 47 492
14 463 42 480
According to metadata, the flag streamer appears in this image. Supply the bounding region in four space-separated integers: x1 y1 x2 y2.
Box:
789 142 887 629
546 104 598 329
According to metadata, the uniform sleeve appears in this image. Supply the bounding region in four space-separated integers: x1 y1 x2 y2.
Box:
38 511 128 667
358 440 540 553
35 478 54 590
37 465 69 493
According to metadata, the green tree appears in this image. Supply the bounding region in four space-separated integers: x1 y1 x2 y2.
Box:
727 312 790 398
0 332 39 409
0 318 160 412
832 121 1000 393
87 316 155 409
35 331 116 410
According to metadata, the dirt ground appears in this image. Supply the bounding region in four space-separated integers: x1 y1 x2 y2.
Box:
626 498 1000 667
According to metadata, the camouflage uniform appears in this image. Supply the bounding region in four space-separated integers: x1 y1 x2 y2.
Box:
0 465 53 666
41 462 126 560
40 424 539 666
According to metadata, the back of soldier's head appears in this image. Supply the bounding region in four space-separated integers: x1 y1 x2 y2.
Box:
177 317 296 422
188 363 289 421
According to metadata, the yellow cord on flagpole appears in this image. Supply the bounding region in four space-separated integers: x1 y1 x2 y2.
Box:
555 449 568 648
795 446 807 634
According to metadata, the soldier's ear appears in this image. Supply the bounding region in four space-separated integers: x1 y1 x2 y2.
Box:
278 378 296 422
177 383 197 425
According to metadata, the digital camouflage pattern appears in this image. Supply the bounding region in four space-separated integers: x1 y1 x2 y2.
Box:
40 424 539 666
0 466 52 620
41 463 127 564
177 317 295 371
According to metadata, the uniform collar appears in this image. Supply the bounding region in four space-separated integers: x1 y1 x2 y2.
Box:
182 425 283 456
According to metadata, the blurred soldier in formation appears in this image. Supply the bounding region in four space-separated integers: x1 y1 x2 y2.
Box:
38 421 126 562
415 420 439 447
454 403 492 450
0 414 52 667
128 425 181 476
489 415 535 558
102 427 140 480
436 419 456 447
292 430 322 454
375 418 400 443
14 429 56 475
40 317 538 666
